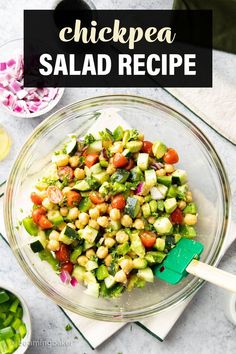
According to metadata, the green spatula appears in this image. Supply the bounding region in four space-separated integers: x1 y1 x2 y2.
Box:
154 238 236 292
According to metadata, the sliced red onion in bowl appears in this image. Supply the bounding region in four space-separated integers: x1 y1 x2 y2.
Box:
60 270 71 284
70 277 78 287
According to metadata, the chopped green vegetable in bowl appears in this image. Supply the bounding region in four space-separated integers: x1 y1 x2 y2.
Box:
22 126 198 298
0 285 31 354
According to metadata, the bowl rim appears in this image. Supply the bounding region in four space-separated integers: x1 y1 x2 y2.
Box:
4 94 231 321
0 282 32 353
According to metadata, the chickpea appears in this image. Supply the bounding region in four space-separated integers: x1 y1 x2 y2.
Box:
54 154 69 167
47 240 60 252
67 222 76 229
119 259 133 274
104 237 116 248
86 249 95 259
110 208 121 221
110 142 123 153
114 270 127 283
148 216 156 224
96 203 108 214
77 255 89 267
69 155 80 168
96 246 108 259
106 164 116 175
68 207 79 220
79 212 89 226
60 207 68 216
89 208 100 220
178 201 187 210
121 214 133 228
49 230 60 241
42 197 54 210
186 191 193 202
116 230 129 244
75 220 84 229
97 216 109 228
74 168 85 180
88 219 100 230
184 214 197 225
62 186 71 195
164 164 175 173
104 254 112 267
156 168 166 177
133 219 145 230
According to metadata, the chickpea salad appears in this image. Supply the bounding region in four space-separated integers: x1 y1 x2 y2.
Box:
22 126 198 298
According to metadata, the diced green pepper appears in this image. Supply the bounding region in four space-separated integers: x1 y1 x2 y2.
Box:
78 197 92 212
18 324 27 339
96 265 109 281
0 327 14 340
38 250 59 271
22 217 38 236
0 292 9 304
70 246 83 263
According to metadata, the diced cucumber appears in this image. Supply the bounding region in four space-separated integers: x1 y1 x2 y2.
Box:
90 163 102 175
99 182 110 196
70 246 83 263
113 126 124 141
83 271 97 285
87 140 103 153
111 182 126 194
167 185 178 198
111 169 130 183
172 169 187 185
157 175 172 187
149 200 158 213
145 251 166 265
132 258 148 269
137 153 149 170
64 137 77 156
30 240 44 253
84 283 100 298
177 184 188 200
96 265 109 281
122 148 131 157
157 200 164 211
86 260 98 271
116 242 130 255
164 198 177 213
141 203 151 218
180 225 197 238
157 184 168 198
22 217 38 236
124 197 140 219
93 171 109 184
72 265 86 282
152 141 167 159
130 166 144 182
154 217 173 235
47 210 64 225
104 275 116 289
183 203 197 214
84 166 91 176
83 240 95 250
109 220 121 231
59 226 78 245
150 186 164 200
81 226 98 244
130 233 145 258
137 267 154 282
145 170 157 187
125 141 143 152
73 180 91 191
78 197 92 212
154 238 166 251
109 284 125 298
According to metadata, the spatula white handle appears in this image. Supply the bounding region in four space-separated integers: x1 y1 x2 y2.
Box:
186 259 236 292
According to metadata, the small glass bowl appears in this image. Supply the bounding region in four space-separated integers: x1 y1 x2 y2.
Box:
4 95 231 321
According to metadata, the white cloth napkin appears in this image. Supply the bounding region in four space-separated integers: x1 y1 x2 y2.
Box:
0 112 235 349
166 50 236 145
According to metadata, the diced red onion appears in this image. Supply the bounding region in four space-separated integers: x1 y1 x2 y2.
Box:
70 277 78 287
0 62 7 71
135 182 145 195
151 162 164 170
7 58 16 67
60 270 71 284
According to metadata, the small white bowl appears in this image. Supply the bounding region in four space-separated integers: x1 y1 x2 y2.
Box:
0 38 64 118
0 282 32 354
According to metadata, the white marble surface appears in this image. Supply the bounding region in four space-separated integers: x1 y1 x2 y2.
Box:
0 1 236 353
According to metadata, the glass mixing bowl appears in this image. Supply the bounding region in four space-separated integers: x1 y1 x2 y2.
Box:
4 95 231 321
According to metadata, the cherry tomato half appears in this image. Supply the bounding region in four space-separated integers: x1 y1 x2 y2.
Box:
85 154 99 168
141 141 153 154
30 192 43 206
55 243 70 263
140 231 157 248
47 186 63 204
38 215 53 230
113 153 128 168
32 207 46 224
163 148 179 164
89 191 104 204
67 190 82 207
111 195 126 209
170 208 183 224
125 159 135 171
58 166 74 181
61 262 74 275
